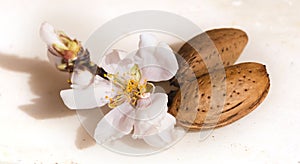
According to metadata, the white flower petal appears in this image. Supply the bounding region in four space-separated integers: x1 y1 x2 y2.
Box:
136 37 178 82
132 93 176 145
60 78 112 109
135 93 168 121
143 114 176 148
139 66 175 82
139 33 158 48
101 49 130 74
94 102 135 144
40 22 65 48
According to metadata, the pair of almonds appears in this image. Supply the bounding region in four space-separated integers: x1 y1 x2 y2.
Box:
168 28 270 130
175 28 248 82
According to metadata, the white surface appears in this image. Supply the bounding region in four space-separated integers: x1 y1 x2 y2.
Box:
0 0 299 163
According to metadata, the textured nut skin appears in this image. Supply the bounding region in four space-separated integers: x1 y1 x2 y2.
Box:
169 62 270 130
176 28 248 82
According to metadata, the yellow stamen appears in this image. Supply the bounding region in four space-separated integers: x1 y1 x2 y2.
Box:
106 64 153 109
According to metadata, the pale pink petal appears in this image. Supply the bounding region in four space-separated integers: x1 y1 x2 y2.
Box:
135 93 167 121
60 78 112 109
94 102 135 144
135 97 152 109
40 22 65 48
139 66 175 82
143 113 176 147
101 49 130 74
132 93 177 147
132 93 175 140
136 40 178 82
139 33 158 48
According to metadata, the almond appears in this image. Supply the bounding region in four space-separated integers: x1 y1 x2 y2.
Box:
169 62 270 130
176 28 248 82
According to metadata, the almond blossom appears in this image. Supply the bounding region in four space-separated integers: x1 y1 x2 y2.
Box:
41 23 179 147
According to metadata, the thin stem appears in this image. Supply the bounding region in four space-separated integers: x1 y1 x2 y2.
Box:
96 66 109 80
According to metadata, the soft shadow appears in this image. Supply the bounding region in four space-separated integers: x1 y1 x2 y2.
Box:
0 53 102 149
0 53 75 119
75 125 96 149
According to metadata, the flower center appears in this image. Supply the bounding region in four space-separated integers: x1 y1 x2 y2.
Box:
105 64 154 108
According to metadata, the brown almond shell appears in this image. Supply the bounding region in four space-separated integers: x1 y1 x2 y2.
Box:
169 62 270 130
176 28 248 81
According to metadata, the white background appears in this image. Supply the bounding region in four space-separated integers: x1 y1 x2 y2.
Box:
0 0 299 163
